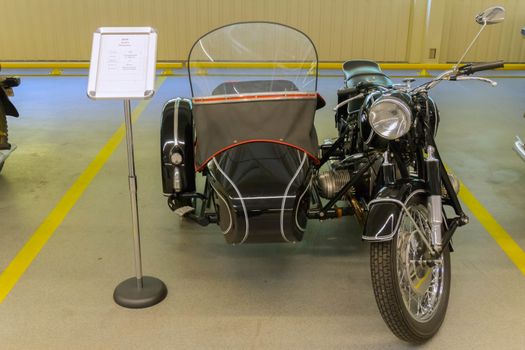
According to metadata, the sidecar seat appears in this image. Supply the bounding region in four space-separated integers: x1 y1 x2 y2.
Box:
209 142 310 244
342 60 393 88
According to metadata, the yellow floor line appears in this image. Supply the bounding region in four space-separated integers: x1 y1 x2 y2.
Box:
0 77 167 303
458 180 525 275
414 269 431 289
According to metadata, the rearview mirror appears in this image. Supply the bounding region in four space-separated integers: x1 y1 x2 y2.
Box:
475 6 505 25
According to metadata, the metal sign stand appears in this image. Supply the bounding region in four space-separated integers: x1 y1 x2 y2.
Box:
87 27 166 308
112 99 167 308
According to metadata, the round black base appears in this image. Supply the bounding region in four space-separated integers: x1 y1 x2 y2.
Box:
114 276 167 309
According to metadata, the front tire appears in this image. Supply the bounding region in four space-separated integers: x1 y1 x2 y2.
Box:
370 194 451 343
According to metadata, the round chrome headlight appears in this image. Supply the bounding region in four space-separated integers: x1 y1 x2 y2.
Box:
368 96 412 140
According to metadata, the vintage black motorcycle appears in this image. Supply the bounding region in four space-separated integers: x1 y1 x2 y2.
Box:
0 66 21 173
160 7 504 343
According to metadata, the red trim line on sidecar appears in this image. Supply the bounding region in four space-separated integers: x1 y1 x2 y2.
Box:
195 139 320 172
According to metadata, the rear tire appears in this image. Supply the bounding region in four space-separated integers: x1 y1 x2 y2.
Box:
370 194 451 343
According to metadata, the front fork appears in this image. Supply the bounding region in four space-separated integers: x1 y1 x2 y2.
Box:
425 146 443 252
381 148 443 251
382 146 444 252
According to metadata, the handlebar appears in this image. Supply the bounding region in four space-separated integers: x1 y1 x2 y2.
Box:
458 60 504 75
411 60 503 93
456 76 497 86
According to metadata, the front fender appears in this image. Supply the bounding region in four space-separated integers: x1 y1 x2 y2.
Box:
362 181 425 242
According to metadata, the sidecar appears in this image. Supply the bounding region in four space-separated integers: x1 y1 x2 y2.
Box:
161 22 324 244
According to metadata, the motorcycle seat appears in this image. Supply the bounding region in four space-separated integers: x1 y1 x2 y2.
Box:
342 60 393 88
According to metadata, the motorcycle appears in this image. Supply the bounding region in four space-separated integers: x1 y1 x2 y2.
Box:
0 66 21 173
331 6 504 342
514 26 525 161
160 6 504 343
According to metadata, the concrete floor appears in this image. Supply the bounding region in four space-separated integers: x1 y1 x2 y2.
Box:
0 70 524 349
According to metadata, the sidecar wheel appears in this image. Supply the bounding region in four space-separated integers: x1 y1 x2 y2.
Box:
370 195 451 343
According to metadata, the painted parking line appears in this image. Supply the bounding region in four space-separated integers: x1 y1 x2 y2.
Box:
458 179 525 275
0 77 167 303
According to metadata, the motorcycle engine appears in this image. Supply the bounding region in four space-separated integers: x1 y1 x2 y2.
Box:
315 155 381 225
316 169 354 199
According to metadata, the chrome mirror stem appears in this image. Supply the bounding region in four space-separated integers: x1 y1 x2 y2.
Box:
453 21 487 72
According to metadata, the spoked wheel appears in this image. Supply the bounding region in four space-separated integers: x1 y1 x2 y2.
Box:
370 194 451 343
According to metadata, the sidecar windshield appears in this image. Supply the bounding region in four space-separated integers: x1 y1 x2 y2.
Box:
188 22 318 97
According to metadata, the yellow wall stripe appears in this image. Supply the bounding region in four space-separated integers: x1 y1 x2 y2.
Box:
1 61 525 71
458 180 525 275
0 77 167 303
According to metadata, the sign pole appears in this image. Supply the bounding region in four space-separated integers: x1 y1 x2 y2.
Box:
113 99 167 308
123 99 143 288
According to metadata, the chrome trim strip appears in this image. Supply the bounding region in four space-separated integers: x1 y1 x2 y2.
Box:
231 195 295 200
172 98 180 191
280 152 307 242
363 190 432 248
295 181 310 232
173 167 182 192
210 183 233 234
195 91 316 100
213 157 249 244
173 98 180 145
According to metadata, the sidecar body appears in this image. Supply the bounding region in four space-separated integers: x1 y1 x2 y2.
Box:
161 22 322 244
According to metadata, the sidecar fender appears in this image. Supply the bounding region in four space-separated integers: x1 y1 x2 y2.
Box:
362 182 426 242
160 98 196 196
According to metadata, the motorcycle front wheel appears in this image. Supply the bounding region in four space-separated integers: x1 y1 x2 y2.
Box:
370 194 451 343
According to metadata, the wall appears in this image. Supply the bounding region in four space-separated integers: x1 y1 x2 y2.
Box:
442 0 525 63
0 0 523 63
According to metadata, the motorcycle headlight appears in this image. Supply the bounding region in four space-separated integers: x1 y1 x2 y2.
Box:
368 97 412 140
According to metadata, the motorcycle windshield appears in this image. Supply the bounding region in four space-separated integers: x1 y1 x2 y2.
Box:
188 22 318 97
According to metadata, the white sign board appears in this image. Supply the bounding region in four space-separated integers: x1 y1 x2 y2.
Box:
87 27 157 99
